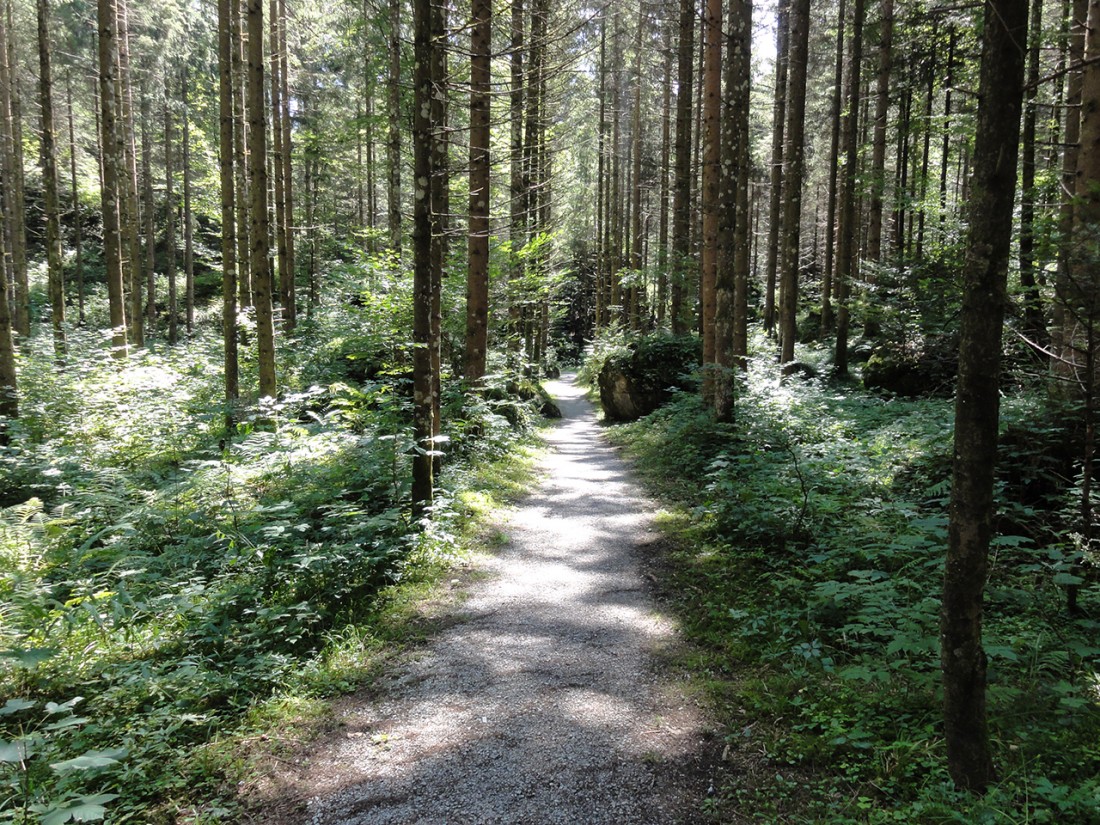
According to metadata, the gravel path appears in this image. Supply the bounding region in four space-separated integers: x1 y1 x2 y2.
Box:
252 374 717 824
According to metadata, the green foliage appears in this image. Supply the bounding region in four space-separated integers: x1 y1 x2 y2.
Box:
608 338 1100 823
0 269 549 821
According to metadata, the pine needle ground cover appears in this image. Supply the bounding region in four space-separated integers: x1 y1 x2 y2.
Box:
597 341 1100 824
0 272 544 824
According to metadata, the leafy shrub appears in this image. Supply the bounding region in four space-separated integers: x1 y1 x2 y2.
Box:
606 339 1100 823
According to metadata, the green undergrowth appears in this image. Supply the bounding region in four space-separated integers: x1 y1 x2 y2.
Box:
593 338 1100 823
0 264 546 823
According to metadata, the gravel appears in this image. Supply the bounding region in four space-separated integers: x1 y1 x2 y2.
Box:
250 374 718 824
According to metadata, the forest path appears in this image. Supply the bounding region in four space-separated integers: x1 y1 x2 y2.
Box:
252 374 717 824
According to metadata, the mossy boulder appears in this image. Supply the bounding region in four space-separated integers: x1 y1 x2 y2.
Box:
597 335 701 421
862 335 958 397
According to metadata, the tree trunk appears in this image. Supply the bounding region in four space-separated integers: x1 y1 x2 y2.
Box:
865 0 891 264
141 85 156 331
96 0 128 357
182 67 195 334
670 0 695 334
1054 0 1088 375
465 0 491 381
429 0 446 443
834 0 865 377
219 0 239 423
764 0 790 335
165 92 177 345
608 10 622 323
279 0 296 326
0 5 14 417
509 0 525 346
248 0 277 399
233 0 252 308
716 0 751 418
629 1 645 330
3 0 27 338
939 26 956 240
1018 0 1046 346
595 16 606 329
778 0 809 367
37 0 66 359
942 0 1028 792
657 29 672 327
821 0 845 332
118 0 143 348
701 0 721 397
270 0 289 329
388 0 402 252
730 0 751 369
67 74 84 325
411 0 436 512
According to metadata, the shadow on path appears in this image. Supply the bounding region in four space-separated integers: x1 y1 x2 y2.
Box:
249 374 717 825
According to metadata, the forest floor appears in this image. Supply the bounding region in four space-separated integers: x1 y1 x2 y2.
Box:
245 374 724 824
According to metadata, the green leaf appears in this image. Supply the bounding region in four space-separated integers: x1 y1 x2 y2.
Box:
39 794 119 825
0 740 27 763
0 648 57 669
43 716 90 731
984 644 1019 661
44 697 83 715
0 698 37 716
50 749 127 773
1053 572 1085 586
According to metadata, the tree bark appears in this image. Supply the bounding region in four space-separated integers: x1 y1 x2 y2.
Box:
1018 0 1046 346
942 0 1029 792
118 0 143 348
37 0 66 359
270 0 289 329
730 0 751 369
716 0 751 419
629 1 645 330
778 0 809 367
821 0 845 332
182 67 195 334
233 0 252 308
3 0 27 338
165 92 177 345
411 0 436 512
509 0 525 345
97 0 128 357
764 0 790 335
141 84 156 332
465 0 491 381
67 74 84 325
834 0 865 377
1053 0 1088 376
865 0 891 264
670 0 695 334
701 0 721 396
388 0 402 252
279 0 295 321
219 0 239 423
657 28 672 327
247 0 277 399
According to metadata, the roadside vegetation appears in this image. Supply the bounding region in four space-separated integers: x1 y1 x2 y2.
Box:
0 264 545 824
587 329 1100 824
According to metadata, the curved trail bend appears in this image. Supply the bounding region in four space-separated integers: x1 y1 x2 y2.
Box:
256 374 716 824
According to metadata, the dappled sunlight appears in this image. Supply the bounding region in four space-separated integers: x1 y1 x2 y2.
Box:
256 373 711 824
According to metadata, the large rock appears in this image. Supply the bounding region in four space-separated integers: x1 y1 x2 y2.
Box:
862 334 958 397
597 335 701 421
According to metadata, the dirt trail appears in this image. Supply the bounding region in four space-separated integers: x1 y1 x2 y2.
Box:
252 374 717 824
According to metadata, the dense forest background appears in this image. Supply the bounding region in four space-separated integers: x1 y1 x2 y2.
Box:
1 0 1100 819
